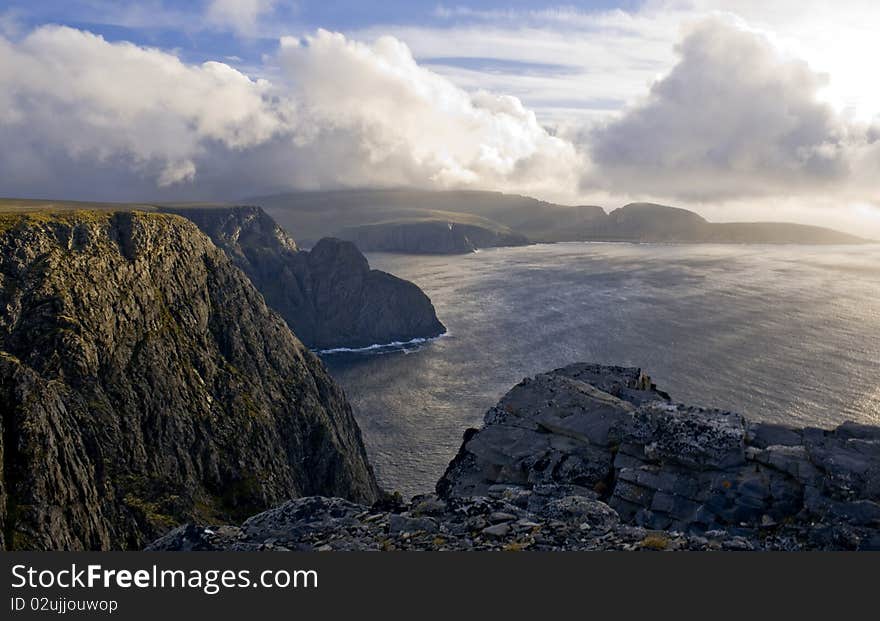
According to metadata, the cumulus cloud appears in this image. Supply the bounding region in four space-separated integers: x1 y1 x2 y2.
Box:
0 25 582 201
0 18 875 217
0 26 292 195
275 30 581 196
586 18 856 201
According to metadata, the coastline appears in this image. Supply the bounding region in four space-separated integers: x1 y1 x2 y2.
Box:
316 331 451 355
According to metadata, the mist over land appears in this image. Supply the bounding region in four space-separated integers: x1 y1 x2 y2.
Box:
253 189 866 250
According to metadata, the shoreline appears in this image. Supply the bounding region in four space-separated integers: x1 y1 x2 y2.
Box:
316 331 450 355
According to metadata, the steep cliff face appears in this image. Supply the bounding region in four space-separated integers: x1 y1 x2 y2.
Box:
289 237 446 349
161 206 445 350
0 211 379 550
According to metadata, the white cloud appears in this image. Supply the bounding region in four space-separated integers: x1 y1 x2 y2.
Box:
0 25 582 202
368 2 880 135
587 18 853 201
0 26 292 195
651 1 880 122
0 15 877 235
347 18 680 130
275 30 581 197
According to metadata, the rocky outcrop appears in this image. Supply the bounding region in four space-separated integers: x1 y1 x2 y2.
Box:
0 210 379 550
161 206 445 350
285 237 446 350
438 363 880 549
335 220 529 254
149 363 880 551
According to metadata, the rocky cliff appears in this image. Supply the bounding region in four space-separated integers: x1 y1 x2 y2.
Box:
285 237 446 349
160 206 445 350
150 363 880 551
0 211 379 550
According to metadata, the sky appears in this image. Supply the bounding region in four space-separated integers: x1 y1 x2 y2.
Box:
1 1 879 235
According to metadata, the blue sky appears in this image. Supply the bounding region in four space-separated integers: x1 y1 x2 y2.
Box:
4 1 645 31
2 1 642 65
5 1 877 124
1 1 879 233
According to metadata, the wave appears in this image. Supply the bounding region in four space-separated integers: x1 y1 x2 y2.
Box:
316 332 450 355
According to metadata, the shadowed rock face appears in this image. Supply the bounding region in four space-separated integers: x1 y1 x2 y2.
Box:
0 211 379 550
290 237 446 349
161 206 446 350
150 363 879 551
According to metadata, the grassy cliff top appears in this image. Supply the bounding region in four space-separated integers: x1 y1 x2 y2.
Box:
0 197 160 213
0 205 190 237
0 198 246 236
0 209 111 236
0 197 246 213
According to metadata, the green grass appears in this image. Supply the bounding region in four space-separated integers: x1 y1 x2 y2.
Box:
0 210 110 235
0 206 192 237
0 197 159 213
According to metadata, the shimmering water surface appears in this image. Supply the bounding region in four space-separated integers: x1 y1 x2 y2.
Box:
323 243 880 498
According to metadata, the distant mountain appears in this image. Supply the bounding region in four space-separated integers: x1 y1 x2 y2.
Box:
577 203 866 244
251 189 536 252
252 189 593 249
249 190 867 251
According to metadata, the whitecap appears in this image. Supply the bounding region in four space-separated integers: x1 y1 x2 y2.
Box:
316 332 450 355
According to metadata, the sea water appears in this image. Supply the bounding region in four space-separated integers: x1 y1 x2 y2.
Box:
324 242 880 497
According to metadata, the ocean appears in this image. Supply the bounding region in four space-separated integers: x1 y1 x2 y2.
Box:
323 242 880 498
